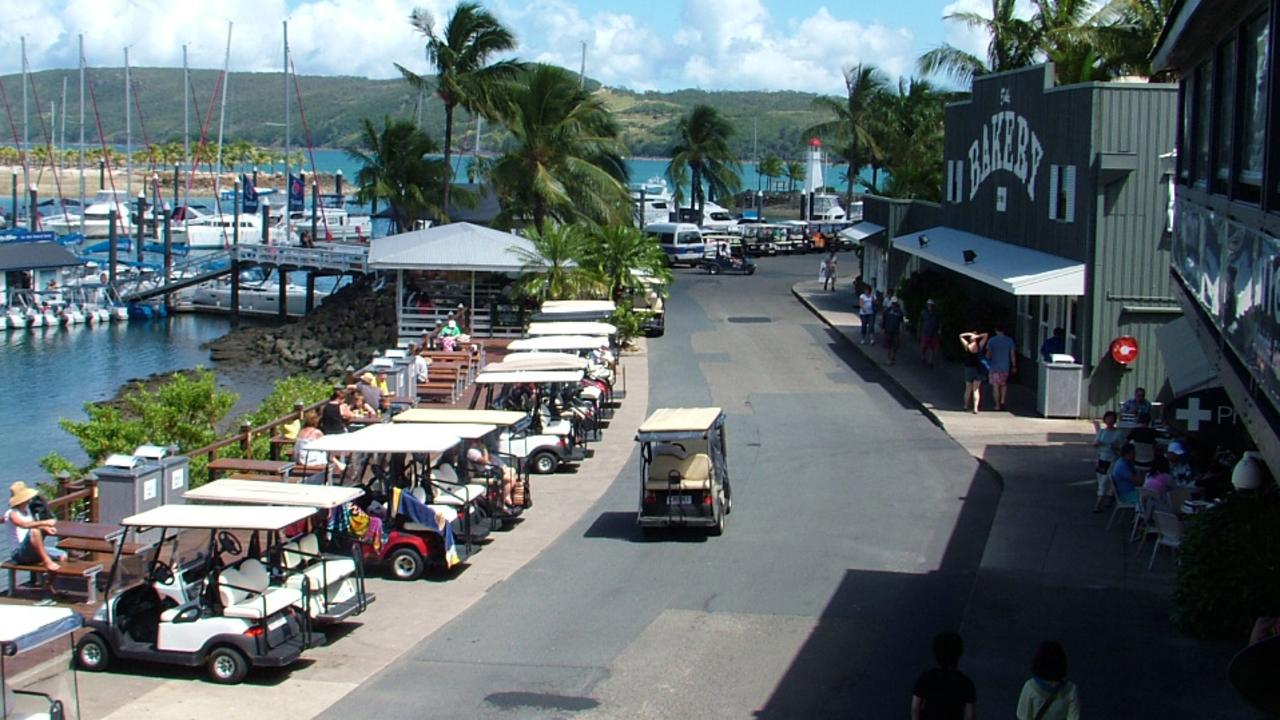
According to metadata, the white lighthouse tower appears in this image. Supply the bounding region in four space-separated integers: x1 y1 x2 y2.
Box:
801 138 847 223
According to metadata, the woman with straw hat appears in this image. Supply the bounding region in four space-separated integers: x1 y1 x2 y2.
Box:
3 482 62 571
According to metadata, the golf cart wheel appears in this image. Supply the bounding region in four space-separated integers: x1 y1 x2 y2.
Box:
747 266 756 275
75 632 111 672
529 451 558 475
206 646 249 685
708 265 720 275
387 547 425 581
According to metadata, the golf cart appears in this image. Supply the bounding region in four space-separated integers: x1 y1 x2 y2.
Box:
77 505 323 684
531 300 615 323
630 270 666 336
394 408 536 513
2 606 83 720
471 370 591 473
636 407 732 535
699 243 756 275
526 321 617 342
303 423 486 580
183 481 374 624
508 335 626 402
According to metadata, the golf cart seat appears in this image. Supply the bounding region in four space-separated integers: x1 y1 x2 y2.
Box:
430 464 487 507
281 534 357 589
405 487 460 531
218 560 304 620
646 452 713 491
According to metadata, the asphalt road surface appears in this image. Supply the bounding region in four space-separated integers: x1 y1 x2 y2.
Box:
320 254 997 719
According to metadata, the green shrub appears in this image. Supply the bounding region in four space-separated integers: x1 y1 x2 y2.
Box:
609 307 646 346
241 375 333 460
1172 496 1280 639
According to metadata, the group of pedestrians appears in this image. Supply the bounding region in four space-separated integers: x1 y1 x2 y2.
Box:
959 326 1017 413
912 632 1080 719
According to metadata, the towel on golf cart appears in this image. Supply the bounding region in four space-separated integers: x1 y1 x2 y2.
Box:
394 488 460 568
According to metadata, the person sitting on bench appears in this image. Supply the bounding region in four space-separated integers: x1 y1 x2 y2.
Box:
3 482 65 572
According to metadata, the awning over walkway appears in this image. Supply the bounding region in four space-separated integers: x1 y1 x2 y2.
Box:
1155 317 1218 396
368 222 534 273
839 221 884 243
892 226 1085 296
0 242 81 272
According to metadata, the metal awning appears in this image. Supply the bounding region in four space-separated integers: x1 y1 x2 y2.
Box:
839 221 884 243
892 226 1086 296
0 241 82 272
368 222 536 272
1155 317 1218 396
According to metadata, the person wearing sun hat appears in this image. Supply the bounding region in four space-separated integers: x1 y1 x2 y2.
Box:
3 482 63 571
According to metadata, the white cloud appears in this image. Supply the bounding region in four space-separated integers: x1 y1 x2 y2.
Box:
2 0 920 95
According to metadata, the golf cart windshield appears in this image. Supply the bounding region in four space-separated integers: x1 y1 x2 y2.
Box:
0 607 83 720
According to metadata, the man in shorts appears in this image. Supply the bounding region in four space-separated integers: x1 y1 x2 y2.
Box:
918 299 941 367
3 482 64 572
985 324 1017 411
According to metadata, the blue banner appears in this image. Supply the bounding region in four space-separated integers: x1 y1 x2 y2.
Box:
288 174 305 212
241 175 259 215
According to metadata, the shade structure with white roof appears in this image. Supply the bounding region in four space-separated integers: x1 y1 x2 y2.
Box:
394 408 528 427
0 605 83 655
122 504 316 531
892 226 1086 296
485 353 590 372
304 423 463 455
526 321 617 337
185 480 365 509
637 407 725 436
839 221 885 244
508 335 610 352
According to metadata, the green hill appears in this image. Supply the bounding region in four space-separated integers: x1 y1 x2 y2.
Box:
2 67 829 160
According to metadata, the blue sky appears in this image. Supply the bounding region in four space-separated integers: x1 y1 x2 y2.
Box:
5 0 991 95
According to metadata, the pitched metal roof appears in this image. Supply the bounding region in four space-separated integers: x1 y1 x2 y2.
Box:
0 242 82 272
367 222 537 272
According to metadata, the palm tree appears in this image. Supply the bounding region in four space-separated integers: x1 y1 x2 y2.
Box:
1031 0 1111 84
488 63 631 232
805 64 886 211
398 2 519 216
666 162 689 211
1090 0 1176 78
667 105 740 223
872 78 948 201
757 152 783 192
918 0 1040 86
512 223 598 301
783 160 805 193
580 223 673 305
346 116 448 233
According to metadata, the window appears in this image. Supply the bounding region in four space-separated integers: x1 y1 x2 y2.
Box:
945 160 964 203
1194 60 1214 186
1048 165 1076 222
1213 38 1236 191
1238 12 1269 193
1179 83 1193 182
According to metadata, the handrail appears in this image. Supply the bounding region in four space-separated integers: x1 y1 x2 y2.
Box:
185 399 328 484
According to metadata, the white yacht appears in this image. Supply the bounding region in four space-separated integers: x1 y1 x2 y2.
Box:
630 177 674 227
285 206 373 243
185 213 265 249
42 190 134 238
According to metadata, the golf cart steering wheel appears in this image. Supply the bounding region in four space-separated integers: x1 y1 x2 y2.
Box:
216 531 242 556
671 443 686 454
147 560 175 586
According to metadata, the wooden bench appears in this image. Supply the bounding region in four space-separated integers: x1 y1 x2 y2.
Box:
3 560 104 604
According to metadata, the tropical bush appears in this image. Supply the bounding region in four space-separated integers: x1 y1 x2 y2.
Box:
242 374 333 460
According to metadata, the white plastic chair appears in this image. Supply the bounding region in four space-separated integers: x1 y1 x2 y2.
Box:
1148 511 1183 570
1131 488 1164 549
1133 441 1157 472
1105 476 1138 532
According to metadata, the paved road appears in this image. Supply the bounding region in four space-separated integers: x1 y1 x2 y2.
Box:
320 254 998 718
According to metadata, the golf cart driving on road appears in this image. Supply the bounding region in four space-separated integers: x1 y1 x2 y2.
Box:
183 481 374 624
2 606 84 720
636 407 733 535
77 505 323 685
699 243 756 275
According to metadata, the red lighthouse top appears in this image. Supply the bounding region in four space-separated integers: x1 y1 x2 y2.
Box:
809 138 822 147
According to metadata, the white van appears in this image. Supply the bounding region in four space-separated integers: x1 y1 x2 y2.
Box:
644 222 705 267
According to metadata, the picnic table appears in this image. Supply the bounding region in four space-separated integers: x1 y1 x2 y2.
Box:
3 521 123 604
207 458 295 481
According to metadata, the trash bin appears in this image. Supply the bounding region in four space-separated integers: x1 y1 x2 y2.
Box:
133 445 190 506
93 453 164 544
1038 355 1083 418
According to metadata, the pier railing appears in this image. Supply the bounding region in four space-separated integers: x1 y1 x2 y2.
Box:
184 399 328 483
234 243 369 274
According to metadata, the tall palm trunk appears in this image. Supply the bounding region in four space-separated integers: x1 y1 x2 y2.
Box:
846 159 856 209
691 165 702 221
442 103 455 219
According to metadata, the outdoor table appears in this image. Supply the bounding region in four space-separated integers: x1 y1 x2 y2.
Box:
54 521 125 543
207 458 296 481
347 415 383 426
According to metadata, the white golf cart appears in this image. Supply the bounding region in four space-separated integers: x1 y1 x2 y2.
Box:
471 369 591 473
531 300 615 323
76 505 323 684
1 606 83 720
393 408 535 513
183 481 374 624
636 407 732 535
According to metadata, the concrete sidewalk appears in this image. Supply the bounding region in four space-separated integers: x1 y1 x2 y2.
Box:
793 281 1254 717
79 342 651 720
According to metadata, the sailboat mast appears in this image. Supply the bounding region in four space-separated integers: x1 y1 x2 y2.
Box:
283 20 291 243
59 78 67 175
21 36 28 224
214 23 233 207
78 34 85 235
125 46 132 199
182 44 189 210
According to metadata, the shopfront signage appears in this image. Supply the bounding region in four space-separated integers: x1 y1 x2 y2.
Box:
967 110 1045 202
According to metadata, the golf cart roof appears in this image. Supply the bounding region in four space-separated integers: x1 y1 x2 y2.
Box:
122 504 315 531
0 606 83 655
394 408 527 426
485 353 589 372
526 321 617 336
388 421 496 439
185 479 364 509
508 335 609 352
475 370 585 384
304 423 462 454
637 407 725 436
540 300 615 314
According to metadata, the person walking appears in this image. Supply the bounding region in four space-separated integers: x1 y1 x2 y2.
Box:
1092 410 1126 512
1015 641 1080 720
858 285 877 345
985 324 1017 411
911 631 977 720
919 299 941 367
822 252 838 291
960 331 989 413
882 298 905 365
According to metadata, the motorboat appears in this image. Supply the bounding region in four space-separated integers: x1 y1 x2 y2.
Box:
631 177 674 226
43 190 134 238
286 205 373 244
185 213 264 249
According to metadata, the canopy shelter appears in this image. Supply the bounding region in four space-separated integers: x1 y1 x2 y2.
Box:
637 407 725 436
892 226 1085 296
0 605 83 655
1156 317 1219 397
508 335 609 352
484 353 590 372
0 241 82 272
368 222 540 341
394 408 527 427
185 480 364 509
304 423 463 455
122 504 315 531
838 221 885 244
526 321 617 337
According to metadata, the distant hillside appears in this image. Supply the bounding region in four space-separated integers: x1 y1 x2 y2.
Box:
3 67 830 161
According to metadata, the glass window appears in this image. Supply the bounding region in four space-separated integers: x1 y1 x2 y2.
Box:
1238 12 1269 188
1194 61 1214 186
1179 83 1193 181
1214 38 1236 187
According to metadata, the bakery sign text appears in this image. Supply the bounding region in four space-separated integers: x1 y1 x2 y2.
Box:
967 110 1044 201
